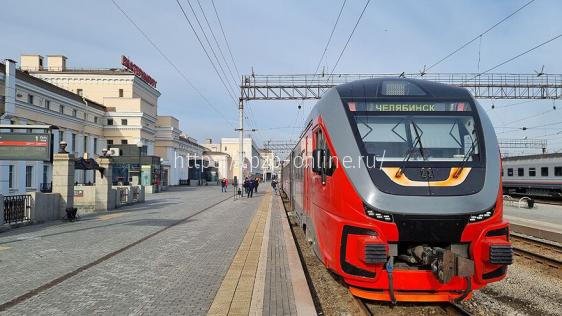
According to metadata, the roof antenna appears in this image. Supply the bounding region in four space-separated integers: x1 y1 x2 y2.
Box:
534 65 545 77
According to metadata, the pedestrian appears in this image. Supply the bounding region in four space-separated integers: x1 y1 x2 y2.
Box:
247 178 254 198
243 177 249 196
271 179 277 195
220 178 226 192
225 178 229 190
254 177 259 193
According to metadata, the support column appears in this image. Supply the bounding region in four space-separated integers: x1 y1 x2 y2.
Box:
0 194 4 225
95 157 114 211
238 98 244 191
51 152 75 217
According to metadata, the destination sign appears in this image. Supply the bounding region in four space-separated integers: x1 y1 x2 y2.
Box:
348 102 471 112
0 133 51 161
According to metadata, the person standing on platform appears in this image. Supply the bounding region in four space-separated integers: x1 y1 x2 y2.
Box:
243 177 249 196
271 179 278 195
220 178 226 192
225 178 229 191
254 177 259 193
247 178 255 198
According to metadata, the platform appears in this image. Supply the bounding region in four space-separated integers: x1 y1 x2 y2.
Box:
504 203 562 243
0 185 315 315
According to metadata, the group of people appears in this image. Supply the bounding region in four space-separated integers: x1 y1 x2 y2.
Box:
242 177 260 198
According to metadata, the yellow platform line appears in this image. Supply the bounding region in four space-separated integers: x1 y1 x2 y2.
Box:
208 191 271 316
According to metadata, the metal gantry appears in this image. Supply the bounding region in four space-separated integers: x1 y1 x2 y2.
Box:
498 138 547 154
263 140 297 159
241 73 562 100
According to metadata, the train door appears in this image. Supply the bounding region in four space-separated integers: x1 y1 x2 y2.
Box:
312 127 333 210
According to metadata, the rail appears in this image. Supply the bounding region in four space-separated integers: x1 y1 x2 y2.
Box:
3 194 31 224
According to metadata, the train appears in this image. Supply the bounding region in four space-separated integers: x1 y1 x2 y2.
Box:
502 153 562 197
281 78 512 303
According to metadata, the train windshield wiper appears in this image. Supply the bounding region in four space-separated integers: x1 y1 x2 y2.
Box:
453 132 478 178
395 121 425 178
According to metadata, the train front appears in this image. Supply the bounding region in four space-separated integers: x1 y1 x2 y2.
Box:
319 79 512 302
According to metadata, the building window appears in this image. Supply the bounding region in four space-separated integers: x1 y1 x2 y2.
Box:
45 100 50 110
507 168 513 176
121 119 128 126
224 146 227 151
28 94 34 105
107 140 114 146
517 168 524 176
26 166 33 188
94 116 98 124
541 167 549 176
529 168 536 177
93 138 98 154
77 89 83 96
59 131 64 143
43 165 49 184
72 133 76 152
60 105 64 114
107 119 114 125
121 139 128 145
83 136 88 153
8 165 15 189
72 109 77 117
119 89 124 97
555 167 562 177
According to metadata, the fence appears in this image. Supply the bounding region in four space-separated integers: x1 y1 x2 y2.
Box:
3 195 31 224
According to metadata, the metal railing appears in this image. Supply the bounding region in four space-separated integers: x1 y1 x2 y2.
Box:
3 195 31 224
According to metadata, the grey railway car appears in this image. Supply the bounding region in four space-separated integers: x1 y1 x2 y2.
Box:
502 153 562 197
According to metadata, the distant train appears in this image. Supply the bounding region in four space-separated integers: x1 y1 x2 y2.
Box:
502 153 562 197
281 78 512 303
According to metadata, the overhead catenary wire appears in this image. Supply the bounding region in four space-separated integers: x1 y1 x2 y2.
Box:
175 0 238 103
195 0 238 86
110 0 235 129
210 0 241 79
465 33 562 82
426 0 535 71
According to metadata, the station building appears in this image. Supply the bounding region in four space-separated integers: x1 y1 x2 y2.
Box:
19 54 206 188
1 59 107 196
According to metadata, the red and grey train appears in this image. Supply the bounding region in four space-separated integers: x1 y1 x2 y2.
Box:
281 78 512 303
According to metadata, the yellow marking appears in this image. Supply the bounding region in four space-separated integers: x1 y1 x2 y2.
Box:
382 167 471 187
97 213 126 221
0 245 11 251
208 191 271 316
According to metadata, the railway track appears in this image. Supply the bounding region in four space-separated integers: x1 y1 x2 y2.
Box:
511 232 562 269
352 295 474 316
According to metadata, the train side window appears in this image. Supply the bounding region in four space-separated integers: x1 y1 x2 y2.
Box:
529 168 536 177
517 168 524 176
541 167 549 176
501 169 504 176
507 168 513 176
555 167 562 176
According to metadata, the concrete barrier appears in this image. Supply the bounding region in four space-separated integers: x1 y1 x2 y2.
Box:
28 192 61 223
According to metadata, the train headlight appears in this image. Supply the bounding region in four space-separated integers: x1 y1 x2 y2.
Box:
468 208 494 223
364 204 393 222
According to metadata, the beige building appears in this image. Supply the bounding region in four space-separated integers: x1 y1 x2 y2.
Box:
154 116 206 185
202 137 264 182
259 149 281 181
1 59 107 195
21 54 160 154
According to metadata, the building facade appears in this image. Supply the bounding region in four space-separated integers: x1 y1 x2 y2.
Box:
21 54 160 154
1 59 107 195
202 137 264 182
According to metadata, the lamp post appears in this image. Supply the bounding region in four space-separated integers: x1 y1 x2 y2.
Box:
137 140 143 185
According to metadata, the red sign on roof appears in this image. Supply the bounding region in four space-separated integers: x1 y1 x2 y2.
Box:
121 55 157 88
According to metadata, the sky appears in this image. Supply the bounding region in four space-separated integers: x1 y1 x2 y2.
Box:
2 0 562 154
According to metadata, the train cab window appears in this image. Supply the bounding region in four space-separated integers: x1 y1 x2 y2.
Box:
507 168 513 176
555 167 562 176
314 129 335 176
517 168 524 176
529 168 536 177
541 167 549 176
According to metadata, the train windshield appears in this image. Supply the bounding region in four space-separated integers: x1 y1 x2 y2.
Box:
350 101 480 162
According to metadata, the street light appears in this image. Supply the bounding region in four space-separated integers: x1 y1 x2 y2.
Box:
137 140 143 185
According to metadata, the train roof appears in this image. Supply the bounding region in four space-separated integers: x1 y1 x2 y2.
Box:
502 153 562 161
335 78 472 99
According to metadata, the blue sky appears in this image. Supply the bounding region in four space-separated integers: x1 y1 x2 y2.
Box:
2 0 562 153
